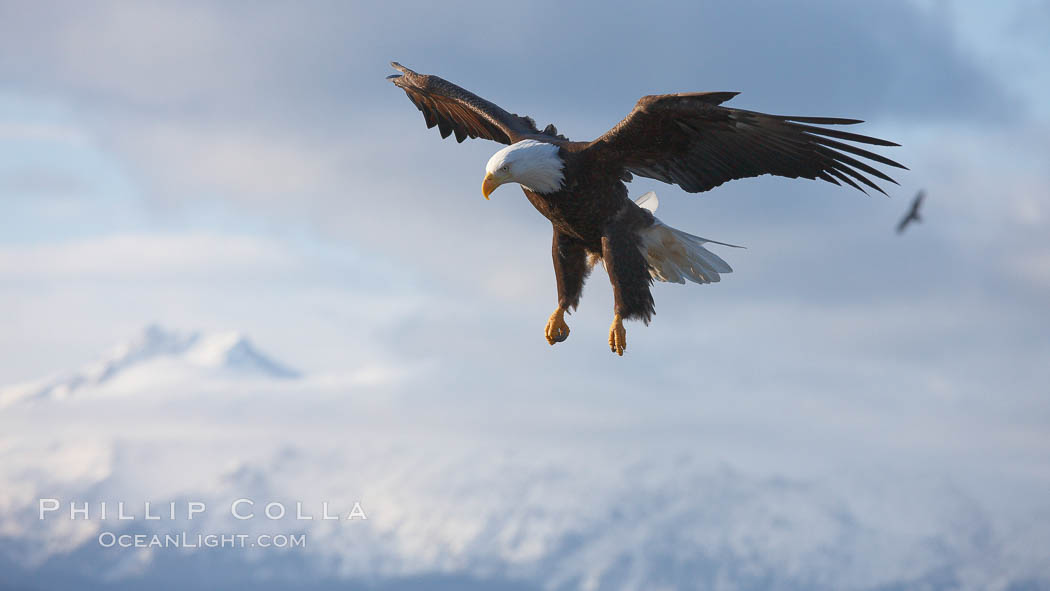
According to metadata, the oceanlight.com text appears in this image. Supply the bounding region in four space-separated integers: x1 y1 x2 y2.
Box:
97 531 307 549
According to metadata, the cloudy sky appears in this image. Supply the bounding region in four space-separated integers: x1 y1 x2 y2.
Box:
1 1 1049 587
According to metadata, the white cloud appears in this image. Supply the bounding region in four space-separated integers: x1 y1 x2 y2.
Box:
7 2 239 106
110 122 345 201
0 121 89 145
1011 249 1050 289
0 233 298 279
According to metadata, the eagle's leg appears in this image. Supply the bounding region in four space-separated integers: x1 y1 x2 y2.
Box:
548 230 591 345
601 220 655 356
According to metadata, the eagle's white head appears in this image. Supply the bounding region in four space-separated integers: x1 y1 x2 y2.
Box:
482 140 565 199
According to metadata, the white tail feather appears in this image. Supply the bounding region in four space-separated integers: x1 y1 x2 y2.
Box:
633 191 741 284
639 221 738 284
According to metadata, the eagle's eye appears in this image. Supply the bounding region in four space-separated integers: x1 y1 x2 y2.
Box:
500 164 510 173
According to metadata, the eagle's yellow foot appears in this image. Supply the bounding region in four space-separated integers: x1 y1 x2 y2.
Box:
609 314 626 356
545 308 570 345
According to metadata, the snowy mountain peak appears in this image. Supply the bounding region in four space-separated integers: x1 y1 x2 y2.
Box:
0 324 299 407
98 324 299 379
180 329 299 378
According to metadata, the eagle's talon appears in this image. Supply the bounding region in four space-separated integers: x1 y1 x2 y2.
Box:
545 308 570 345
609 314 626 356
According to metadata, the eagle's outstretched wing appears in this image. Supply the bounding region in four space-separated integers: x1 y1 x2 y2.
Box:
388 62 565 145
584 92 906 195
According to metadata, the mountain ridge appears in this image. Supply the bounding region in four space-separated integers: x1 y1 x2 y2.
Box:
0 324 299 407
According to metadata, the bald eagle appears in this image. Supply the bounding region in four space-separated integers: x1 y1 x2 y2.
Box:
388 62 905 356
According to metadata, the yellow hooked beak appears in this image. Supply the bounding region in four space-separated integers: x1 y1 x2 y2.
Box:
482 172 503 200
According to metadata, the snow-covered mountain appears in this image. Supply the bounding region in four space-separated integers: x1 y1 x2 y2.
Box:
0 324 298 408
1 326 1047 591
6 439 1042 591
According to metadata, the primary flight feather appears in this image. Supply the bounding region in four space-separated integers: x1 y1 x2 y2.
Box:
388 62 906 356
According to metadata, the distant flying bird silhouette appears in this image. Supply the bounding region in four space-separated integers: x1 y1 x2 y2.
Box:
896 190 925 234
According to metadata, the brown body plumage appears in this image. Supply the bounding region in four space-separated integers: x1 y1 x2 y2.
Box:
387 62 906 355
522 150 658 324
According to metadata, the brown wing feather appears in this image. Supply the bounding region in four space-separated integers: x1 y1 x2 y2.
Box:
585 93 906 195
388 62 549 145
